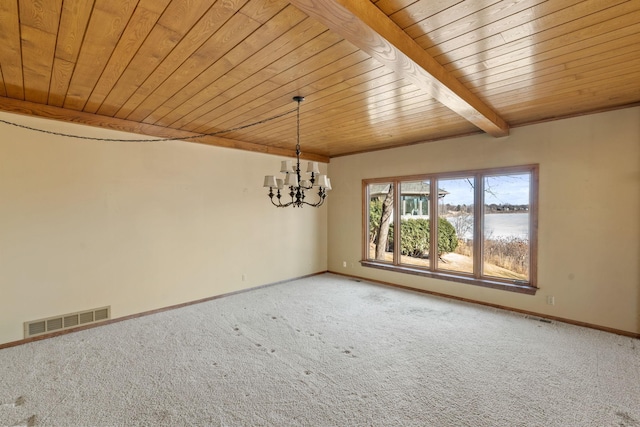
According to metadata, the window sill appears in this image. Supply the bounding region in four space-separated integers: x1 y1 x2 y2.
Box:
360 260 538 295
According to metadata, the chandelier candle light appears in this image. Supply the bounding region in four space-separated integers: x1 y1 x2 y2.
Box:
264 96 331 208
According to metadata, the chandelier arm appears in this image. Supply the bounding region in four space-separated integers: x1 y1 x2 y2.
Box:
269 198 280 207
269 193 294 208
268 187 299 208
299 197 324 208
267 188 278 206
296 189 326 208
268 193 282 207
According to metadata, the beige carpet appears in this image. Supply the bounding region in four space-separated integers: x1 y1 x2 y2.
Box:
1 274 638 426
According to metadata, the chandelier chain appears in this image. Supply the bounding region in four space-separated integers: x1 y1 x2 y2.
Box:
0 108 297 143
295 99 301 154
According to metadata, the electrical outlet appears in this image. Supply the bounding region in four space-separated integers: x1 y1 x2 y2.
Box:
242 274 246 281
342 261 347 267
546 296 555 305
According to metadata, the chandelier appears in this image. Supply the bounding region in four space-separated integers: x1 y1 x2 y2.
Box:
263 96 331 208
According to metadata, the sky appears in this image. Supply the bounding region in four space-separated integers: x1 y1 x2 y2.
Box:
436 173 531 205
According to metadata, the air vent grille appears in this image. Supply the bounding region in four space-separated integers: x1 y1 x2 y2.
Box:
28 321 46 336
79 311 94 324
24 306 110 338
64 315 79 328
525 314 554 324
47 318 63 331
95 308 109 321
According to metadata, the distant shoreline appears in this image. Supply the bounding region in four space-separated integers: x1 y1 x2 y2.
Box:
486 210 528 214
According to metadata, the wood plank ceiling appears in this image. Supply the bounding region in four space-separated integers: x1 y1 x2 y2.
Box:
0 0 638 160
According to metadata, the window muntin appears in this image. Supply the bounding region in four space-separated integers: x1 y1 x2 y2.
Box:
363 166 537 293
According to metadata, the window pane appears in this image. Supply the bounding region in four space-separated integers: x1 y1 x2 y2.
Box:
368 183 394 262
399 180 430 268
482 173 531 281
437 177 474 274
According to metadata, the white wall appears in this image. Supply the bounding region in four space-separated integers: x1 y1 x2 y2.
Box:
0 111 328 345
328 107 640 334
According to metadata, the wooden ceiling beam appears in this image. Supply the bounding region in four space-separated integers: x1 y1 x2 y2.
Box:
0 97 329 163
289 0 510 137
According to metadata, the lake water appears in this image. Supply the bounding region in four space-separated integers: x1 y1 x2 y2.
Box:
450 213 529 239
485 213 529 239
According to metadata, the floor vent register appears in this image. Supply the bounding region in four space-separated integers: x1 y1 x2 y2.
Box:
24 306 110 338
